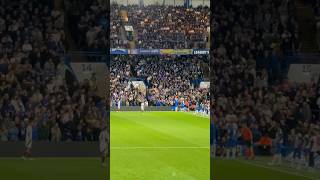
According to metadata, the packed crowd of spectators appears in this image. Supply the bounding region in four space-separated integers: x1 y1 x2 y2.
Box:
111 4 210 49
110 55 209 109
211 0 320 158
110 3 129 49
66 0 108 52
314 0 320 52
0 0 106 142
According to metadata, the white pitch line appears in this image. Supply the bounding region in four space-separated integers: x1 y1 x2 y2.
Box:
111 146 209 150
235 159 319 180
183 112 210 119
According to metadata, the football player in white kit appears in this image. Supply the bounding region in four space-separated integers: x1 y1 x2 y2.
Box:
141 100 145 112
23 119 33 160
117 98 121 112
99 123 109 167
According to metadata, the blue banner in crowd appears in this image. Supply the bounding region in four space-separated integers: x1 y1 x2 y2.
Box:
110 48 129 55
130 49 160 55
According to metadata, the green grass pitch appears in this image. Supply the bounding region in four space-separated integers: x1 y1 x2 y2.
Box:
0 158 107 180
110 111 210 180
212 158 320 180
